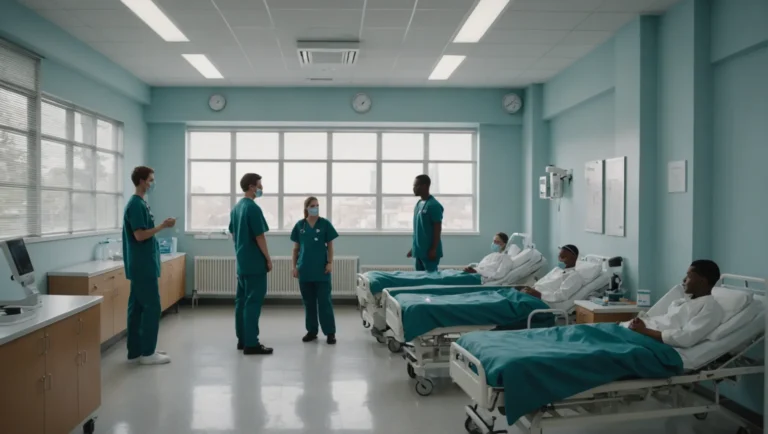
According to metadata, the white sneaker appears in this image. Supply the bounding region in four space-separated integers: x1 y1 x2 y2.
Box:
139 352 171 365
129 351 166 363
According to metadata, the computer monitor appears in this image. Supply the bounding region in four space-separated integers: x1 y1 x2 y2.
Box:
1 238 35 286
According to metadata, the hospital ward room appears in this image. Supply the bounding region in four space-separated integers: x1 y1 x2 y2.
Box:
1 0 767 433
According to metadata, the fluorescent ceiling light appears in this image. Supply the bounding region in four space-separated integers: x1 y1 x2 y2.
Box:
121 0 188 42
182 54 224 79
453 0 510 43
428 55 466 80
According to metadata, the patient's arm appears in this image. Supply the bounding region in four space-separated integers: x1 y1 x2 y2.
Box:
463 267 477 273
521 287 541 298
628 318 663 342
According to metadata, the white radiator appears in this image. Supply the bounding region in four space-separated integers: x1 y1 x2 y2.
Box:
194 256 359 299
360 264 464 273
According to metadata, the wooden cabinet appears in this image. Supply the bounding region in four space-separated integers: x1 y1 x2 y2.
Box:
49 255 186 343
574 305 641 324
0 304 101 434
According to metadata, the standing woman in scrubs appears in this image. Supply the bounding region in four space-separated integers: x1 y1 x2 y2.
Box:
407 174 443 272
291 197 339 344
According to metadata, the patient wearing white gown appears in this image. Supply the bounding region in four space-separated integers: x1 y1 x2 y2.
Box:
462 232 518 281
520 244 584 303
627 260 724 348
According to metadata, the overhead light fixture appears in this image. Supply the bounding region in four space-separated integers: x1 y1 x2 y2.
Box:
428 55 466 80
453 0 510 43
182 54 224 79
121 0 188 42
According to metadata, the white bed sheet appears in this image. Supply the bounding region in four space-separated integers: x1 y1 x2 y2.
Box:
487 254 546 285
547 270 612 312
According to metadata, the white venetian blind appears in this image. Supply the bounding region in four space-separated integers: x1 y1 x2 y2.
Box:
0 39 40 239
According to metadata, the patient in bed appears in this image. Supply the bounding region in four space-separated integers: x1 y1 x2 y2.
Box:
627 260 724 349
462 232 516 281
520 244 583 303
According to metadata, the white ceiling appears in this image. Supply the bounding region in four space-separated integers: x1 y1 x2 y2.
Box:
18 0 680 87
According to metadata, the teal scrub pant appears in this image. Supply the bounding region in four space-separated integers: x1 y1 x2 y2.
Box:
127 278 161 359
415 258 440 272
299 281 336 335
235 274 268 347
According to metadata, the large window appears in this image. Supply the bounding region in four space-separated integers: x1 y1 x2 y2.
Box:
186 129 477 233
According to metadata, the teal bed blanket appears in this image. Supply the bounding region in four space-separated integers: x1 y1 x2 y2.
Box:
365 269 481 295
389 286 553 342
457 324 684 426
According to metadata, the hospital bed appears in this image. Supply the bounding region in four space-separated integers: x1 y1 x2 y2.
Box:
356 245 549 339
449 273 765 434
383 254 616 396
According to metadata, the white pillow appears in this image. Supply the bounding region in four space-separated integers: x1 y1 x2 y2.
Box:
574 261 601 283
707 299 761 341
711 287 753 323
510 248 534 269
505 244 522 257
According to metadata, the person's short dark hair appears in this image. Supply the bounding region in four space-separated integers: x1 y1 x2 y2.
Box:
690 259 721 287
240 173 262 192
496 232 509 244
415 174 431 187
560 244 579 257
131 166 154 187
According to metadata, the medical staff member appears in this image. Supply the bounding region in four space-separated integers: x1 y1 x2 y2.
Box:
122 166 175 365
521 244 583 302
407 174 443 272
229 173 273 355
290 197 339 345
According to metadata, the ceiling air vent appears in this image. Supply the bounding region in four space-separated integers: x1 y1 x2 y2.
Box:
297 41 359 67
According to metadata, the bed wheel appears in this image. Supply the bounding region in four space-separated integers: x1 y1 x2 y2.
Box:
407 364 416 379
387 339 403 353
362 320 371 329
415 377 434 396
464 416 481 434
693 412 708 421
376 335 387 344
82 418 95 434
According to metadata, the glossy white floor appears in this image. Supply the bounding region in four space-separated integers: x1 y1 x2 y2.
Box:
91 305 748 434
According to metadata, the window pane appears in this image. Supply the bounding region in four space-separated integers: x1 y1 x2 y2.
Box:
428 163 473 194
284 132 327 160
190 162 230 193
0 186 28 238
333 197 376 230
284 163 327 194
97 194 118 229
96 119 115 150
97 152 117 192
235 162 278 193
381 196 416 230
73 146 94 190
72 193 95 231
429 133 473 161
236 132 278 159
190 195 230 230
439 196 474 231
382 133 423 160
75 112 95 145
0 88 30 131
283 196 327 228
332 133 376 160
41 190 69 234
42 102 66 138
41 140 68 188
190 132 231 159
255 196 278 229
382 163 422 194
0 131 29 183
332 163 376 194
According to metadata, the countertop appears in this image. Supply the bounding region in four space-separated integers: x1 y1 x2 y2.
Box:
0 295 102 346
47 252 186 278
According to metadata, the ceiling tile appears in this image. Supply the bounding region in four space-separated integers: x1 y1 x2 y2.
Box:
156 0 218 11
276 26 359 42
55 0 123 9
270 9 362 28
403 27 454 47
265 0 364 9
88 42 182 58
531 56 576 69
545 44 597 58
232 26 279 43
67 26 164 43
172 10 229 28
360 28 406 49
481 29 568 45
507 0 602 12
17 0 63 10
72 9 145 27
394 55 440 71
182 24 238 43
410 9 467 28
36 9 88 28
576 12 635 31
367 0 415 9
560 30 612 45
462 56 539 70
495 11 591 30
212 0 269 10
218 9 274 27
416 0 474 9
471 43 553 57
364 9 414 28
596 0 658 12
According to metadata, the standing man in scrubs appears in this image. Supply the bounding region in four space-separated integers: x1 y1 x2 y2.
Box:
290 197 339 344
407 174 443 272
123 166 176 365
229 173 274 355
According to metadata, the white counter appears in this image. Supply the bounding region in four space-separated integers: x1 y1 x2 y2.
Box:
574 299 646 313
0 295 102 346
48 252 186 277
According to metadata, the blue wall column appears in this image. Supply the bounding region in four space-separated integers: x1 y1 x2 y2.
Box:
522 84 550 257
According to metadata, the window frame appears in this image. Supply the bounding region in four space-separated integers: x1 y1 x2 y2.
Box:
185 127 479 235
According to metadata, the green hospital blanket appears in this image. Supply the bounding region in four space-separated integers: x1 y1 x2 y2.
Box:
457 324 684 426
365 269 481 295
389 286 553 342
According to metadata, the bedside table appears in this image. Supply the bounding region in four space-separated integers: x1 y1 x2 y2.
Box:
574 300 646 324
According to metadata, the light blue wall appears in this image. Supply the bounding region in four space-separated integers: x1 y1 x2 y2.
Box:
710 0 768 63
522 84 550 259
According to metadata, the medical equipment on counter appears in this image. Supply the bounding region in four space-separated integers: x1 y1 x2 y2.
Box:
96 238 123 261
603 256 624 301
542 165 572 199
0 238 42 325
636 289 652 307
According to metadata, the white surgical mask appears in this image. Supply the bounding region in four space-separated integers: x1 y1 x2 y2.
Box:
308 207 319 217
491 243 501 253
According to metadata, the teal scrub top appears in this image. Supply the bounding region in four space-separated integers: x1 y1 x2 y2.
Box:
229 198 270 276
412 195 443 260
122 194 161 281
290 217 339 283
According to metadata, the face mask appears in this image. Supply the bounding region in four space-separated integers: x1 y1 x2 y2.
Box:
490 243 501 253
255 189 263 198
147 182 155 194
557 261 567 269
308 207 319 217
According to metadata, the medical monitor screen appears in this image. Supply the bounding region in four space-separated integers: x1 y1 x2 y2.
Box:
7 238 34 277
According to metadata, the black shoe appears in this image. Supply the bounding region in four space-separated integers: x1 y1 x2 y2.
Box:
302 333 318 342
237 341 244 350
327 334 337 345
243 344 273 355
